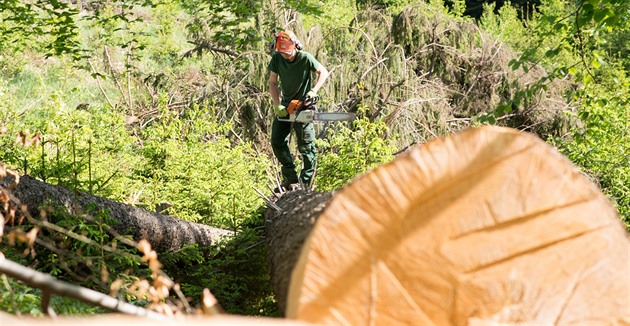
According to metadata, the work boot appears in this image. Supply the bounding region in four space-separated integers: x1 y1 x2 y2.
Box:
273 181 300 193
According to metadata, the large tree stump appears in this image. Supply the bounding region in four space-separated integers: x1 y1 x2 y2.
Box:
266 126 630 324
1 175 230 252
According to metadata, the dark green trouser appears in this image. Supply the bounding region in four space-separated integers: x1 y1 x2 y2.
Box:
271 118 316 185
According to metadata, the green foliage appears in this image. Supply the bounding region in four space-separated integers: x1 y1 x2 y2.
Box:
450 0 467 18
132 102 269 227
181 0 322 53
159 216 277 316
13 204 147 291
0 277 44 316
315 109 397 192
550 67 629 227
1 0 629 319
0 85 141 195
0 0 82 60
479 1 529 50
147 0 190 65
2 201 275 316
0 205 155 315
601 28 630 72
1 205 273 316
356 0 413 10
0 276 105 316
302 0 357 32
0 64 270 228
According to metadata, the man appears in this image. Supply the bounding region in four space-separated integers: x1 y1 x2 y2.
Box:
268 30 329 192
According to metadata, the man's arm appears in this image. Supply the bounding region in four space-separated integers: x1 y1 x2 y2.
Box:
311 64 329 93
269 71 281 106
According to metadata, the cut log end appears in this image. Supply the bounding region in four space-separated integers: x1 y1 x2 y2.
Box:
267 126 629 325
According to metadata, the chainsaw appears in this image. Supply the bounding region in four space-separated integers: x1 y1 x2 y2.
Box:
278 96 355 123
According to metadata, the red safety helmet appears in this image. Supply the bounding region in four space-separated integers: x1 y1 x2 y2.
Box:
275 31 296 54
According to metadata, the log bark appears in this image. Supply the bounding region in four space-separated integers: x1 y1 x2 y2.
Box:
265 190 332 314
1 175 230 252
266 126 630 325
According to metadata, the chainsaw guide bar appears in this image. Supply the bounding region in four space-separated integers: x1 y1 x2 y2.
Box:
278 109 355 123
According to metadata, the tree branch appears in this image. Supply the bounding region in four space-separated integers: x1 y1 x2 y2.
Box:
0 256 168 320
182 40 239 58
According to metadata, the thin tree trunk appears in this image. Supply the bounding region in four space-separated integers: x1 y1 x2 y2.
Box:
1 175 230 252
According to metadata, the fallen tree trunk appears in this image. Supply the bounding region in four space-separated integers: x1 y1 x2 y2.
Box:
1 174 230 252
265 190 332 313
266 126 630 324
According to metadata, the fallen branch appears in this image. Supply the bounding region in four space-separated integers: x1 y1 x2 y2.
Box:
182 40 239 58
252 187 282 212
0 255 168 320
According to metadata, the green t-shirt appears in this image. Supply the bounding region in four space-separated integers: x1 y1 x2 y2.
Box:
268 51 321 106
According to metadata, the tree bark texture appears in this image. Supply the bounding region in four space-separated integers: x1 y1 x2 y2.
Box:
265 189 332 315
265 126 630 325
1 175 230 252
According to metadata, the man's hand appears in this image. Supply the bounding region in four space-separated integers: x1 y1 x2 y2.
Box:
305 90 318 105
276 104 288 118
306 90 317 100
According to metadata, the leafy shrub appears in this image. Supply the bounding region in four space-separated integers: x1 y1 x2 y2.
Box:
0 276 105 316
131 102 270 228
550 67 630 227
0 204 152 315
479 1 529 51
159 214 277 316
315 109 397 192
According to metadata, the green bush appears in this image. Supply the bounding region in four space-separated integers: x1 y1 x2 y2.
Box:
131 102 269 228
315 109 397 192
159 215 277 316
0 277 105 316
550 66 630 227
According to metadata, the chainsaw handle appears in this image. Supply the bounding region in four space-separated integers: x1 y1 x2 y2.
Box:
305 94 319 106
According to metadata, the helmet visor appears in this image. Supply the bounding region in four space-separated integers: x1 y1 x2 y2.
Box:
275 33 295 54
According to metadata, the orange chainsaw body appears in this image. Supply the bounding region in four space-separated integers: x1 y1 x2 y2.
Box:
286 99 304 114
